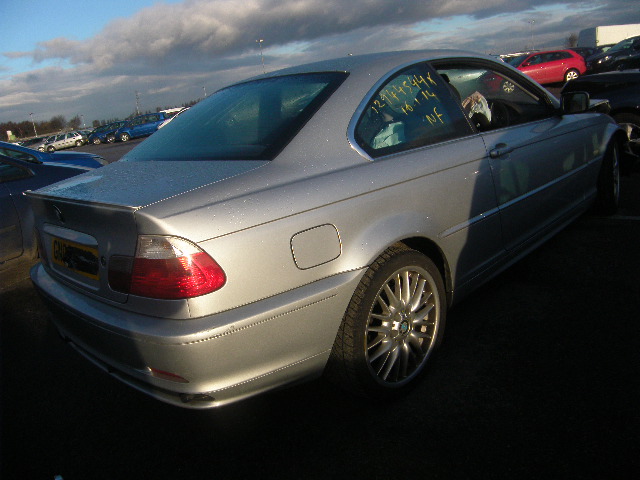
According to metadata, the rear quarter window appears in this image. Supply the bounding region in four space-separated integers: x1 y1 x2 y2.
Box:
353 62 472 158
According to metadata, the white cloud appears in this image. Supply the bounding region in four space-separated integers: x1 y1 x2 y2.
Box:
1 0 639 124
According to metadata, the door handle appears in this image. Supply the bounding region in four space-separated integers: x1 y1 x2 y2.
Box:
490 143 514 158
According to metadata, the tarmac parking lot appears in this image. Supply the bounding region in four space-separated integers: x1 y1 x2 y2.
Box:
1 138 639 479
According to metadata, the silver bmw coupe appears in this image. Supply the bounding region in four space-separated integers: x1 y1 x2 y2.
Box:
28 50 625 408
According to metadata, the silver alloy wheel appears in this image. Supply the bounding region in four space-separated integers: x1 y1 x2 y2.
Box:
365 265 440 385
565 69 579 81
502 80 515 94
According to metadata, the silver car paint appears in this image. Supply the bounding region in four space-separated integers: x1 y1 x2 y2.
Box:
28 50 621 407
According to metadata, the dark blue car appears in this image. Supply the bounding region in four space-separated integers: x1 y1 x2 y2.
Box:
88 121 127 145
0 140 107 168
0 153 101 289
113 113 167 142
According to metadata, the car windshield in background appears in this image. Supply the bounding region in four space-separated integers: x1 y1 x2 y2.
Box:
122 72 348 162
504 55 528 67
607 37 636 54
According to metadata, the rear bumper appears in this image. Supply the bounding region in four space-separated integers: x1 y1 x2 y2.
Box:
31 263 364 408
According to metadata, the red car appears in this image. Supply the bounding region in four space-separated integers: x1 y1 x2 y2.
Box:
505 49 586 84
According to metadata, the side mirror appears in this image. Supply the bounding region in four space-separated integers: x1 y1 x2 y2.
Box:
561 91 589 113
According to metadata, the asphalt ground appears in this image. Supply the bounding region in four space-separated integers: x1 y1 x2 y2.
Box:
1 139 640 479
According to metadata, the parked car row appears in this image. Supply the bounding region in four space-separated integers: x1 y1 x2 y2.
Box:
18 110 185 152
87 121 126 144
500 35 640 87
88 112 172 144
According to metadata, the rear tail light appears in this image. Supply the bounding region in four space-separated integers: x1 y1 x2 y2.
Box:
109 236 226 299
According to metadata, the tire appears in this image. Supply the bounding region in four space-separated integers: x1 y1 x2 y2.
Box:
120 133 130 142
615 63 626 71
92 137 101 145
564 69 580 82
326 245 446 399
47 146 55 152
594 141 620 215
75 140 82 147
613 112 640 143
106 135 115 143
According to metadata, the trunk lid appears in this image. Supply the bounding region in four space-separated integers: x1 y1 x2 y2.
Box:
27 160 268 302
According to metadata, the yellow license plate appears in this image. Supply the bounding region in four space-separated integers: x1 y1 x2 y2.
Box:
51 237 100 280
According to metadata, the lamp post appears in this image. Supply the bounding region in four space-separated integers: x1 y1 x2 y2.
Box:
256 39 265 74
29 113 38 137
80 114 85 128
529 20 535 50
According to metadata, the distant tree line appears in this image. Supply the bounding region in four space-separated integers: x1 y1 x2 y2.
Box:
2 98 202 142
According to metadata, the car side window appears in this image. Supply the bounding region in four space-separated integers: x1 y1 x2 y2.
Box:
435 64 555 131
528 55 543 65
0 147 38 163
0 159 31 182
354 62 472 158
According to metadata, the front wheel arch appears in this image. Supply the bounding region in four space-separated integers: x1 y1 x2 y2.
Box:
594 140 621 215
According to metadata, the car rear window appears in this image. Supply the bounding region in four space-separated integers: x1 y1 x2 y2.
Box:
122 72 348 162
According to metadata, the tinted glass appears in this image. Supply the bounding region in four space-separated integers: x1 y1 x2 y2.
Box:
435 63 553 130
122 72 347 162
354 63 471 158
0 147 38 163
505 55 528 67
0 159 30 182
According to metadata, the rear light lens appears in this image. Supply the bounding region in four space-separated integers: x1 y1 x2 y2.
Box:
109 236 226 299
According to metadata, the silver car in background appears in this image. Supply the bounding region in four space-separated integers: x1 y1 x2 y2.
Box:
43 132 85 152
29 50 625 408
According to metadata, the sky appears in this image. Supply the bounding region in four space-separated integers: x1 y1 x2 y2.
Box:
1 0 639 128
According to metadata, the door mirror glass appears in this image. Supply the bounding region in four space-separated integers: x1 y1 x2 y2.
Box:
561 91 589 113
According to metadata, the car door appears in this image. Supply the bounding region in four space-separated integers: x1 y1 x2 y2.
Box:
61 133 72 148
519 54 548 84
543 52 567 83
128 117 143 138
351 61 504 288
141 114 160 136
436 62 598 252
0 160 30 264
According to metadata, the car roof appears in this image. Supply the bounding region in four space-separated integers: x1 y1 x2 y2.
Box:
250 49 495 81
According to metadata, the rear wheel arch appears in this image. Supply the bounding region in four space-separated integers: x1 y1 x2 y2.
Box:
325 243 447 398
394 237 452 307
